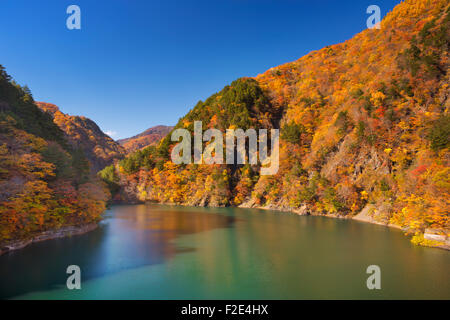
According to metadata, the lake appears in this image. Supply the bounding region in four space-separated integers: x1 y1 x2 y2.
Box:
0 204 449 299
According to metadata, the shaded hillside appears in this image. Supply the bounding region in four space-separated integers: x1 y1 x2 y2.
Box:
0 66 109 245
101 0 450 248
117 125 173 153
36 102 125 172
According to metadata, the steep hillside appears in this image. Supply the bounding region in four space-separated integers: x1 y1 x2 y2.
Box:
36 102 125 172
117 125 173 153
100 78 282 205
101 0 449 248
0 66 109 248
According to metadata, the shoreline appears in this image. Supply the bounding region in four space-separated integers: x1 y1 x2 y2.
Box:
240 203 450 251
2 200 448 255
0 223 98 256
138 199 450 251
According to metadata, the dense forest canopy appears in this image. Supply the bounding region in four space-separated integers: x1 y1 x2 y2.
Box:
100 0 450 248
36 102 125 172
0 66 109 244
0 0 448 249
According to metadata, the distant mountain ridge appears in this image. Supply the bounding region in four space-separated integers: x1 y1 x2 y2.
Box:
36 102 125 172
117 125 173 153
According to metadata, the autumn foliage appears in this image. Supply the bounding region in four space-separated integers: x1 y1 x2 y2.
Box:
117 125 173 153
102 0 450 247
35 102 125 172
0 67 109 244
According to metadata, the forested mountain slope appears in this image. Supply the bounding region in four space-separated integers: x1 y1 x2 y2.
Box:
0 66 109 247
102 0 450 247
36 102 125 172
117 125 173 153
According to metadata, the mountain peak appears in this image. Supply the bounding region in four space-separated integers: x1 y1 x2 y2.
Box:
36 101 125 172
118 125 173 153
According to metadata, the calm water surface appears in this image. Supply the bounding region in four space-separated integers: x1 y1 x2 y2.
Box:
0 204 449 299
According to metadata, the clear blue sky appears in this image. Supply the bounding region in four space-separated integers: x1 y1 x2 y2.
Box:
0 0 400 139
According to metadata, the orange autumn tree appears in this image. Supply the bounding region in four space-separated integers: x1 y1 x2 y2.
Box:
100 0 449 248
0 65 110 244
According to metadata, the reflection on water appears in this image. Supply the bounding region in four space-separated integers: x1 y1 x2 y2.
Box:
0 204 449 299
0 204 235 299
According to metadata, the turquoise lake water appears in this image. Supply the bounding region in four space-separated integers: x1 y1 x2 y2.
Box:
0 204 449 299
